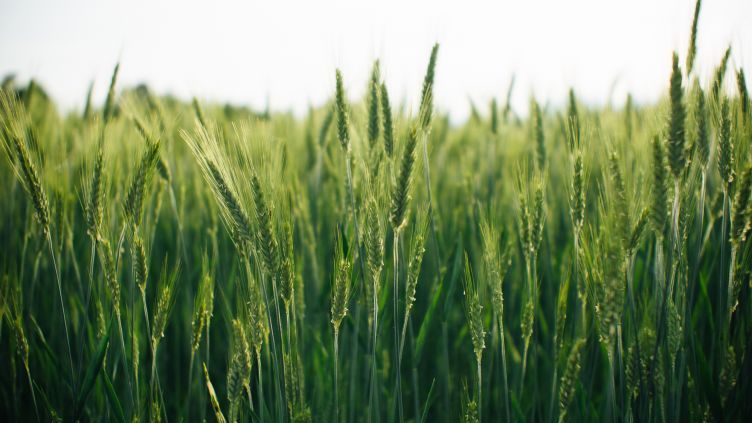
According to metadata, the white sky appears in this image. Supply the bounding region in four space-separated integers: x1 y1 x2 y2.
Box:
0 0 750 121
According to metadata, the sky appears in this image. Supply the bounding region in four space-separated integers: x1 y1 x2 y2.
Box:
0 0 750 121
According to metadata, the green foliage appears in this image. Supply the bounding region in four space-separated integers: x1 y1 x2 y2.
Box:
0 21 751 423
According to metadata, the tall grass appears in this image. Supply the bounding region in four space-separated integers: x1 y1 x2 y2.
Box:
1 5 751 421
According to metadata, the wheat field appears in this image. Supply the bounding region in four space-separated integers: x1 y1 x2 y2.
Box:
1 1 751 421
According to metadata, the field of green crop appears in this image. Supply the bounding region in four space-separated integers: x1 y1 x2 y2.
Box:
1 2 751 421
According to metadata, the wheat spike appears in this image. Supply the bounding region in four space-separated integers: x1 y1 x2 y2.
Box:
227 319 252 423
419 43 439 130
280 218 295 306
686 0 702 76
364 197 385 322
651 136 668 235
207 160 253 247
246 268 269 357
86 140 105 238
335 69 350 151
191 269 215 354
463 255 485 361
1 92 50 234
367 61 381 149
570 151 585 232
133 231 148 294
390 127 418 231
192 97 208 128
490 98 499 135
559 338 585 420
461 381 479 423
532 182 546 250
124 140 161 226
692 82 709 167
712 46 732 100
717 99 734 191
628 207 650 253
731 166 752 246
381 82 395 158
103 63 120 122
568 88 580 145
151 262 178 352
204 363 227 423
533 99 546 171
404 224 427 317
330 250 351 333
737 68 749 119
608 151 629 248
668 52 686 179
251 173 279 277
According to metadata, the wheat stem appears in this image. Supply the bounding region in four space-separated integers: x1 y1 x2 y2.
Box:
257 352 264 422
719 190 728 343
24 363 40 422
392 231 405 423
47 232 76 394
496 313 511 423
75 239 97 384
477 357 483 423
334 328 340 423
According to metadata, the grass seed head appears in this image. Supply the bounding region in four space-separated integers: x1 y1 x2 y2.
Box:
490 98 498 135
717 98 734 191
419 43 439 130
479 217 510 320
103 62 120 123
330 239 352 334
712 45 732 100
204 363 227 423
86 142 105 238
737 68 749 119
191 270 215 354
533 99 546 172
1 92 50 235
692 82 709 167
207 160 253 248
133 231 148 294
125 140 161 226
192 97 208 128
521 299 534 346
280 218 296 307
570 151 586 232
335 69 350 151
607 151 629 247
381 82 395 158
390 127 418 231
731 166 752 246
559 338 585 418
251 173 279 278
651 136 668 235
668 52 686 179
367 61 381 148
247 271 269 356
463 255 485 362
568 88 580 142
461 382 479 423
364 197 385 321
405 220 427 317
686 0 702 76
227 319 252 422
151 261 179 352
628 208 650 253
